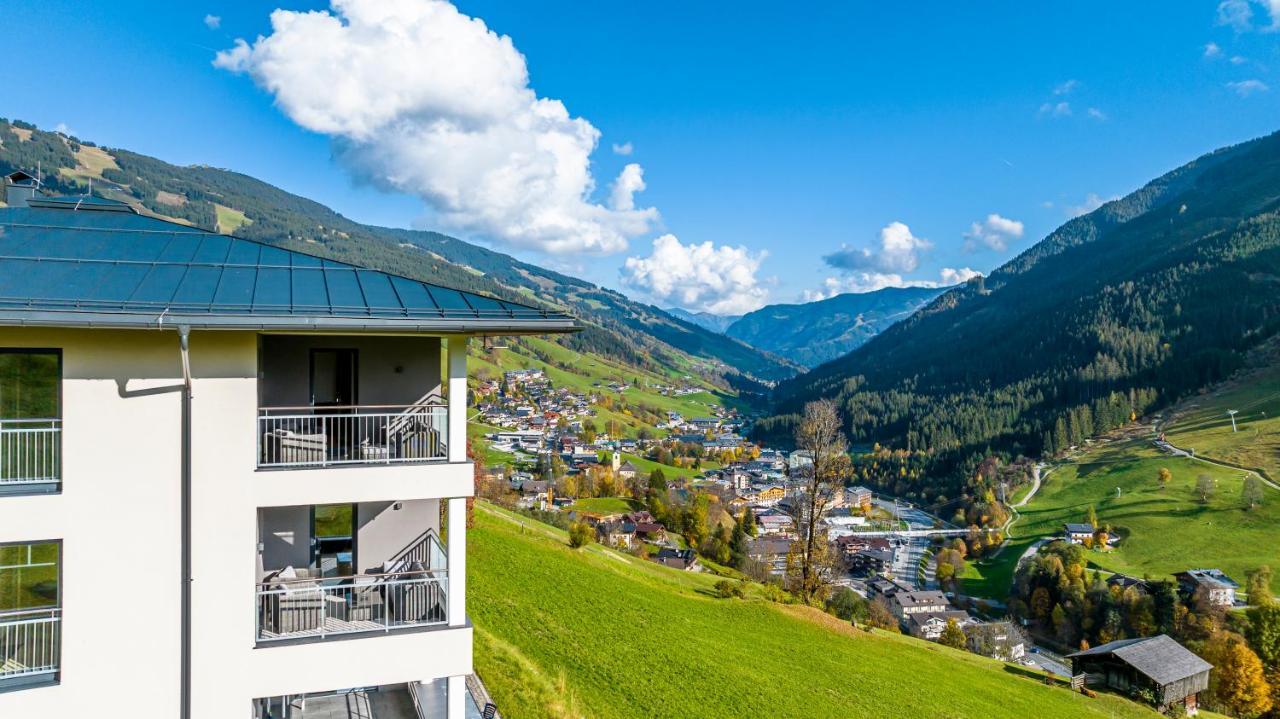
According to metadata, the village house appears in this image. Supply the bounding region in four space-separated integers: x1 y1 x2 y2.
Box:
845 486 873 510
653 548 699 571
890 590 951 622
747 537 792 577
1068 635 1212 715
1175 569 1240 607
907 610 973 641
866 576 913 602
617 460 638 481
1063 523 1096 544
596 521 635 549
966 621 1027 661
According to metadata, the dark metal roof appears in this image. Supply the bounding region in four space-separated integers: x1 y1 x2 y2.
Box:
1068 635 1212 686
0 201 579 334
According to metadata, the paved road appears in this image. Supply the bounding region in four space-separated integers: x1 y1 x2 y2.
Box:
870 497 951 590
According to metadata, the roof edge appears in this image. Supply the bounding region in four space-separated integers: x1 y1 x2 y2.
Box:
0 309 581 335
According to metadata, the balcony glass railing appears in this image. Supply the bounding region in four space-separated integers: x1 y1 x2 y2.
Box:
257 404 448 469
0 608 61 683
0 419 61 486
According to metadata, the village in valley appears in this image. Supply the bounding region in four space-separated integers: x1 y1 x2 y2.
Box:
470 363 1252 716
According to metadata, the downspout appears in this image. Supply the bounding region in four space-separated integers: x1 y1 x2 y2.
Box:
177 326 193 719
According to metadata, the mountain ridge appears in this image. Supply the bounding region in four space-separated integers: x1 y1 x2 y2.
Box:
725 286 948 367
762 129 1280 506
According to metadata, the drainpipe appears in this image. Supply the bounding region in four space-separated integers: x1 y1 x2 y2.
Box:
177 326 193 719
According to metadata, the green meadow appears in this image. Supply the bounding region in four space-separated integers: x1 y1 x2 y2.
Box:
469 502 1163 719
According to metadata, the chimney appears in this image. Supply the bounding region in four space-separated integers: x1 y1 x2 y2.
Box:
4 171 39 207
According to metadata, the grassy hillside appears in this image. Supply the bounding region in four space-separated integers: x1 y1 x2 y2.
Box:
1162 341 1280 481
470 502 1161 719
963 437 1280 602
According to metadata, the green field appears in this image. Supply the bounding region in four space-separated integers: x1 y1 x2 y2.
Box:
214 203 252 234
566 497 640 515
470 502 1162 719
963 439 1280 601
1163 354 1280 481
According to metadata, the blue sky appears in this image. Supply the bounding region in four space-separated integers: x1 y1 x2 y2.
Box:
3 1 1280 313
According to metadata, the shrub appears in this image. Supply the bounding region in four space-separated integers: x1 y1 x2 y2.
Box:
568 521 593 549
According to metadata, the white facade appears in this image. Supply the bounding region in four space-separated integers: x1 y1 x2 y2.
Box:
0 327 476 718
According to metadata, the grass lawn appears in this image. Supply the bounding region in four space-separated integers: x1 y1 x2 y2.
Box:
963 439 1280 602
567 497 640 515
214 203 252 234
1163 354 1280 480
469 502 1161 719
618 452 705 480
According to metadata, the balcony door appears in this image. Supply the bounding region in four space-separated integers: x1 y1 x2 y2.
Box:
309 349 357 409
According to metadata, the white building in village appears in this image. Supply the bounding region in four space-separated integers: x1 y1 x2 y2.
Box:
0 178 578 718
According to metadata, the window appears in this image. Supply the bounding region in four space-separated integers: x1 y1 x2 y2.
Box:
0 350 60 420
0 350 62 488
0 541 60 612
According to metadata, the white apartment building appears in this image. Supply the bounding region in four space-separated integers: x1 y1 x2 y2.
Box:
0 179 577 718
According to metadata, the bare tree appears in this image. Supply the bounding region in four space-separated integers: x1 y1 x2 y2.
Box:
785 399 852 604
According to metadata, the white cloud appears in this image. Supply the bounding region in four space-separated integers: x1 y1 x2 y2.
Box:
1053 79 1079 95
204 14 221 29
823 221 931 274
802 267 980 301
1231 54 1249 64
620 234 769 315
963 213 1024 252
53 122 75 136
1219 0 1255 30
611 141 633 156
1205 41 1223 58
1227 78 1270 96
939 267 982 285
1218 0 1280 31
215 0 658 255
1038 101 1072 118
1087 107 1107 121
1066 192 1118 218
609 163 645 211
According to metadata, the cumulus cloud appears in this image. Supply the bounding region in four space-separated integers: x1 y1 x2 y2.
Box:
1087 107 1108 121
1218 0 1280 31
823 221 931 274
802 267 981 301
620 235 769 315
1227 78 1270 96
1038 101 1072 118
1205 41 1223 58
939 267 982 285
204 14 222 29
611 142 633 156
963 213 1024 253
610 163 645 211
53 122 75 136
215 0 658 254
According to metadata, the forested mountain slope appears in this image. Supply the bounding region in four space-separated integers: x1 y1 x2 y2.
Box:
0 118 796 386
763 131 1280 502
726 286 945 367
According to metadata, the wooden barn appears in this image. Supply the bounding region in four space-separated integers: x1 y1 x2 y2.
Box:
1067 635 1212 715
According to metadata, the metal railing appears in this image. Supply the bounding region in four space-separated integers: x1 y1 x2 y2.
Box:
256 569 448 641
257 404 448 468
0 419 61 486
0 608 61 682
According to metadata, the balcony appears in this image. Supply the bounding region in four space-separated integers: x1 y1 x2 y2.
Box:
0 419 60 490
257 502 451 643
258 403 448 469
0 608 60 688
